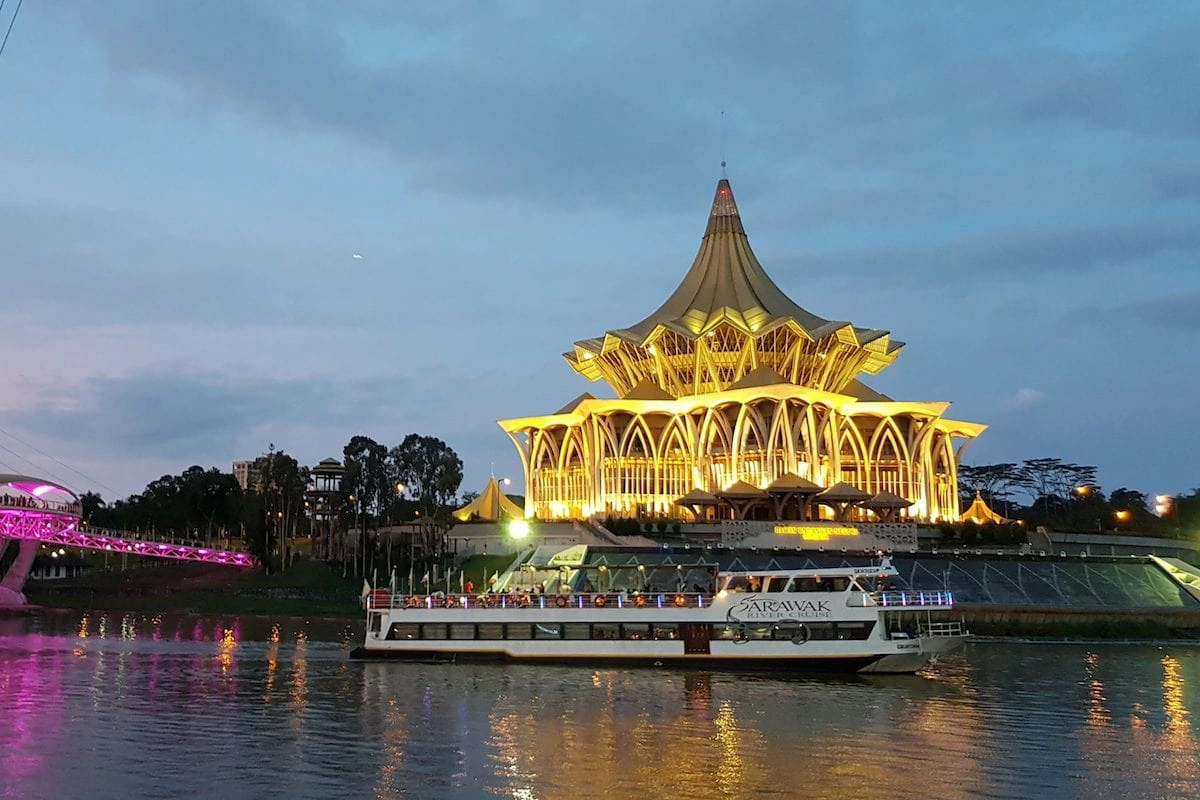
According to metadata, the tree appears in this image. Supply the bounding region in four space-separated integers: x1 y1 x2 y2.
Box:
958 463 1030 514
388 434 464 519
389 434 464 563
78 491 105 523
1016 458 1098 522
342 435 390 518
252 449 309 568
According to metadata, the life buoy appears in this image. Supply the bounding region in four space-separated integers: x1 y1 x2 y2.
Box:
555 595 569 608
673 594 687 608
634 594 647 607
593 595 607 608
443 596 456 609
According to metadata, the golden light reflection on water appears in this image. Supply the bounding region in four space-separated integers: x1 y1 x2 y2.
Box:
1158 654 1198 788
289 636 308 712
373 697 410 800
217 627 236 675
1085 651 1111 728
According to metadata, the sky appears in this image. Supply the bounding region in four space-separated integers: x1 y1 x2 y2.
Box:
1 1 1198 502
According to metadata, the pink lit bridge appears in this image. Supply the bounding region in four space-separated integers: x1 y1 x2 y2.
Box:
0 474 257 606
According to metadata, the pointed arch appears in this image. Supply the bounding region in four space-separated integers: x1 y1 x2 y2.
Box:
867 416 912 502
698 404 735 491
837 419 869 491
732 401 770 486
557 426 591 519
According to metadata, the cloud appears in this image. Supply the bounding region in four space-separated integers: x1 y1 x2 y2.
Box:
775 221 1200 280
2 365 413 461
1000 388 1045 412
1068 290 1200 332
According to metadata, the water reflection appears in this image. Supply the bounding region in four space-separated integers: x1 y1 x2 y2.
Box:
0 613 1198 800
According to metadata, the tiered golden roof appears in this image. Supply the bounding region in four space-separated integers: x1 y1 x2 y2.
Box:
564 178 903 397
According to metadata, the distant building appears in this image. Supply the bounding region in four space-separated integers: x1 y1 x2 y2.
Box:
499 178 985 523
232 460 258 491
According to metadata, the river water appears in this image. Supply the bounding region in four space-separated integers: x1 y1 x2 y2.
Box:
0 611 1196 800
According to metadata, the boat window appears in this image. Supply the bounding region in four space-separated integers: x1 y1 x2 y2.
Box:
792 577 851 592
723 575 752 592
421 623 447 640
802 622 875 640
835 622 874 640
563 623 591 640
622 623 651 640
591 623 620 640
771 622 805 641
534 623 562 640
450 624 475 640
651 624 678 640
505 623 532 640
763 576 791 592
477 623 504 640
711 623 769 640
387 623 419 641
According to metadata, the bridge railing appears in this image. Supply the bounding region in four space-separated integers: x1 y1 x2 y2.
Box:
0 497 82 516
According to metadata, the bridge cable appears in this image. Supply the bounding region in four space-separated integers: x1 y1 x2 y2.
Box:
0 424 119 495
0 438 78 492
0 0 23 59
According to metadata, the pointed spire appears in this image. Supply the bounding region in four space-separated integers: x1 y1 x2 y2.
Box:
705 178 745 236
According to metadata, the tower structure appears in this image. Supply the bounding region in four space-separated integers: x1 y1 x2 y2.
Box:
499 178 984 522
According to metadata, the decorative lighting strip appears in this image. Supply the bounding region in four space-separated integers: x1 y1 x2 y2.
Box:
0 509 257 568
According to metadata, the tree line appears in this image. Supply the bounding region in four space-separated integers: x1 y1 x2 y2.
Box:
80 433 465 573
959 458 1198 538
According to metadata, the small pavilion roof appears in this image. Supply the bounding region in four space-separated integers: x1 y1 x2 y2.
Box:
715 480 768 498
815 482 871 503
453 477 524 522
765 472 821 493
863 491 914 509
961 492 1006 524
675 488 719 506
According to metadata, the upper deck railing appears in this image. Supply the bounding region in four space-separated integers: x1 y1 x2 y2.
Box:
367 591 712 611
368 587 957 612
847 590 955 608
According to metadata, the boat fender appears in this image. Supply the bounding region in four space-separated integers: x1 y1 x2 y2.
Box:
673 594 687 608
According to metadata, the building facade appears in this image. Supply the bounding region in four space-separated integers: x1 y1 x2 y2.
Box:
499 179 984 522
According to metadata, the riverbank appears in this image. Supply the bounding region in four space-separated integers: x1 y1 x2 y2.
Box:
960 606 1200 639
23 559 364 618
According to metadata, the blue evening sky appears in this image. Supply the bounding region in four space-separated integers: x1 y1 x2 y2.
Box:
1 1 1197 501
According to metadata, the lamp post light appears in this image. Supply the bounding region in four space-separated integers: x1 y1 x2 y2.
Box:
1155 494 1173 518
1114 509 1132 530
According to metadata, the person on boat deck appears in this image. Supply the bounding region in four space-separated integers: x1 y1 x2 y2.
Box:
465 580 475 595
747 576 761 592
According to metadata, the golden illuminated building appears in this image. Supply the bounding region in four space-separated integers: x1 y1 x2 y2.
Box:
500 178 985 522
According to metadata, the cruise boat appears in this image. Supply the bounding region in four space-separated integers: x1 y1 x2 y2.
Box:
351 558 968 673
